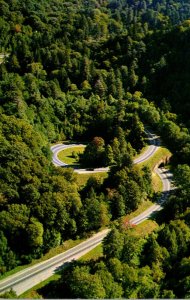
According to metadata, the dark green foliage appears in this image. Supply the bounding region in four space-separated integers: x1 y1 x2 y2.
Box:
105 164 149 218
0 113 114 272
141 23 190 121
57 215 190 298
64 265 107 299
0 0 190 297
0 104 150 273
0 289 17 298
80 137 106 167
103 228 124 259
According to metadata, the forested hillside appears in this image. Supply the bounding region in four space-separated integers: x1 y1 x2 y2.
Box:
1 0 190 298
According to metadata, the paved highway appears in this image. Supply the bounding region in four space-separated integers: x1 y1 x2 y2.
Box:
0 131 172 296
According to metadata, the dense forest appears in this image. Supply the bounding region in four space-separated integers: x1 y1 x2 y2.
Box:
1 0 190 298
46 165 190 299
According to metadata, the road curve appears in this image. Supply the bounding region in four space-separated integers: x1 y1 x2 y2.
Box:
51 144 85 167
0 131 172 296
130 167 173 225
134 130 160 164
51 130 159 173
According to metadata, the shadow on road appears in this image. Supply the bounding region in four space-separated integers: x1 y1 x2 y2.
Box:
37 260 81 298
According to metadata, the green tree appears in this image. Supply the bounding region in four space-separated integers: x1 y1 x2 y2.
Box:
108 257 123 281
104 144 114 166
0 289 17 299
97 268 123 298
103 228 124 259
27 218 44 248
67 266 106 298
122 233 144 267
81 136 106 167
141 166 153 197
122 264 138 298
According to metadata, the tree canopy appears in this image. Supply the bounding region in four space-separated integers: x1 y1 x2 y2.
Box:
0 0 190 297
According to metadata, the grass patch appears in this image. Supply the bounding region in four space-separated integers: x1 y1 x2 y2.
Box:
138 146 172 170
132 220 159 237
80 244 103 262
76 172 108 187
57 146 85 165
152 171 163 192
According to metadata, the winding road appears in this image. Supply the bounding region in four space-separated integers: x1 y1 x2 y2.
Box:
0 130 173 296
51 130 159 173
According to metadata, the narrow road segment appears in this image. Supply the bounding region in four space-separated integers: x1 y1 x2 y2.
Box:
130 167 173 225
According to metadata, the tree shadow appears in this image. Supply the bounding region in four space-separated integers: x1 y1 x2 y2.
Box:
36 262 72 298
62 164 83 169
37 260 84 298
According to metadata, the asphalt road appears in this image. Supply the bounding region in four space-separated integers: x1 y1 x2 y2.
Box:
0 131 172 296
